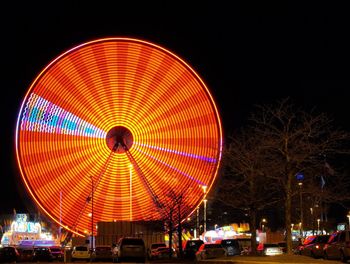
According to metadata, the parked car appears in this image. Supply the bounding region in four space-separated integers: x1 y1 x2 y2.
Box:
299 234 330 258
195 243 226 261
32 247 54 262
258 243 284 256
92 245 113 261
147 242 167 260
49 246 64 261
113 237 146 263
149 246 171 260
18 248 34 262
0 246 20 263
324 230 350 262
215 239 240 256
183 239 204 259
71 245 91 262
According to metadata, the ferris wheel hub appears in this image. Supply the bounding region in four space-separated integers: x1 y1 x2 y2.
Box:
106 126 133 153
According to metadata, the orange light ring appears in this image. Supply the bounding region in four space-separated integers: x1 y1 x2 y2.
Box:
16 38 223 235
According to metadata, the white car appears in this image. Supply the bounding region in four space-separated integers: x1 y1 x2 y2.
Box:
261 243 283 256
71 245 90 261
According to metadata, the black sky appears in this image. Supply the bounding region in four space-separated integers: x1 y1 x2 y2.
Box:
2 2 350 216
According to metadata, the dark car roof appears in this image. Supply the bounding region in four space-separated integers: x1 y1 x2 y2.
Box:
202 243 223 249
119 237 145 245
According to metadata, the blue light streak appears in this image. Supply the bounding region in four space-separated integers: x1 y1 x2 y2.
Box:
21 93 106 138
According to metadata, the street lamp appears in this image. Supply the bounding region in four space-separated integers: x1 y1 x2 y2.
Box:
296 173 304 237
195 206 199 239
261 218 267 232
201 185 207 234
347 212 350 229
203 199 207 233
317 218 320 234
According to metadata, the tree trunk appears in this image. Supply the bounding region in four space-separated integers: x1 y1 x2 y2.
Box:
168 210 173 259
178 204 183 258
250 209 257 255
285 175 292 254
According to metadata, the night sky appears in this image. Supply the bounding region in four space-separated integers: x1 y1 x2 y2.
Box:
2 1 350 222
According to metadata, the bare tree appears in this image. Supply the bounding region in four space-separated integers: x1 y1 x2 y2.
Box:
161 184 192 259
217 98 350 255
216 129 281 254
247 98 350 254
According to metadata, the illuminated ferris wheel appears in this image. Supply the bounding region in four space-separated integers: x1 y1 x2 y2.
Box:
16 38 223 236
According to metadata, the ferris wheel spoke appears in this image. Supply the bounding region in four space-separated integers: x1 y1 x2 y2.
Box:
68 146 117 232
132 146 206 186
125 149 164 211
135 79 204 129
133 142 216 163
139 112 218 137
20 93 106 138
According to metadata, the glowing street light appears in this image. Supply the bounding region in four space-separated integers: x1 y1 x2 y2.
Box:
317 218 320 234
347 212 350 228
261 218 267 232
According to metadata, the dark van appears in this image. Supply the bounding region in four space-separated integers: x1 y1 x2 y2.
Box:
216 238 240 256
183 239 204 259
114 237 146 263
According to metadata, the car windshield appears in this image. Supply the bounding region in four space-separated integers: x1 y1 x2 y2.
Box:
221 239 239 247
122 239 144 245
187 240 203 248
264 244 279 248
204 244 222 249
75 246 88 251
96 247 111 251
316 235 330 243
22 249 33 253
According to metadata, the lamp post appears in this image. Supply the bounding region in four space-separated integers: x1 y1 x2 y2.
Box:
347 212 350 229
317 218 320 234
88 176 94 262
201 185 207 234
203 199 207 233
298 182 303 236
296 173 304 237
195 206 199 239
